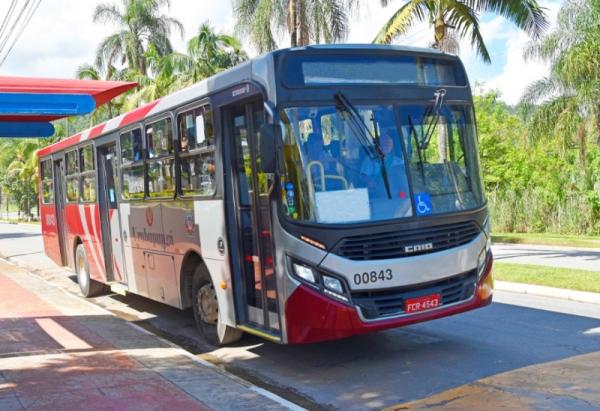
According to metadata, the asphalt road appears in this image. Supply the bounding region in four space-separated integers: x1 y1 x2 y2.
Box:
1 222 599 410
492 243 600 271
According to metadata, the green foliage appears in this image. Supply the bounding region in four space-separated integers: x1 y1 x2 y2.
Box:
475 91 600 235
375 0 549 63
233 0 358 52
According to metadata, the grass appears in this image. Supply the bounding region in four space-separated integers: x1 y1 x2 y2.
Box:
492 232 600 249
494 262 600 293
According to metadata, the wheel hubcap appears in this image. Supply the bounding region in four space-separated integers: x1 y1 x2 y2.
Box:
197 284 218 325
77 254 88 289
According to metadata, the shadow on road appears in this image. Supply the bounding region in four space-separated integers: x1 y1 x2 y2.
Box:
87 288 600 410
0 232 41 240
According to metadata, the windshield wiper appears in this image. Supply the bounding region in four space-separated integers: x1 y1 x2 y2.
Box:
334 91 391 199
334 92 380 160
407 114 426 181
420 88 447 151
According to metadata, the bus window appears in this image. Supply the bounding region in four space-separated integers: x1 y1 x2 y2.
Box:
178 105 216 196
120 128 143 164
122 166 145 199
120 128 144 199
146 118 175 198
41 159 53 204
65 150 79 202
147 159 175 198
146 117 173 159
79 145 96 202
177 105 213 152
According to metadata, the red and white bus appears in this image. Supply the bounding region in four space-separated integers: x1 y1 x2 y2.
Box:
38 45 494 345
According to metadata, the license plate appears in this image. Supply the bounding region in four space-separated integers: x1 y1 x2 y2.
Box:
404 294 441 314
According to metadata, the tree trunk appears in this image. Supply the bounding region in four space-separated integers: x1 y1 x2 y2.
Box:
298 0 309 46
577 122 586 166
434 16 446 47
596 103 600 147
288 0 298 47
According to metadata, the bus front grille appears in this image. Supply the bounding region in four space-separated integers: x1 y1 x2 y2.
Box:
336 221 480 261
352 270 477 320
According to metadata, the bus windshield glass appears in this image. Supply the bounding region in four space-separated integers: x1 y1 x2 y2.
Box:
279 103 484 224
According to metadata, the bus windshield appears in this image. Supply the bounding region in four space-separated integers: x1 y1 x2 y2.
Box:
279 103 484 224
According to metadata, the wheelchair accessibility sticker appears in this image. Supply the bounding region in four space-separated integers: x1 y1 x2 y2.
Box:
415 192 432 216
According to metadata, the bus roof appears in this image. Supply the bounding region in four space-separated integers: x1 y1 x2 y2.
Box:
37 44 454 158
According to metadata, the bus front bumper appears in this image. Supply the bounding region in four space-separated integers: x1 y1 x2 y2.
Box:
284 255 494 344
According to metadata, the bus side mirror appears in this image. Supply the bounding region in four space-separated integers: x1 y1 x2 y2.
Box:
259 123 280 173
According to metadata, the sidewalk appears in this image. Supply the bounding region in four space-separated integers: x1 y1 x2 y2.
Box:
0 259 292 411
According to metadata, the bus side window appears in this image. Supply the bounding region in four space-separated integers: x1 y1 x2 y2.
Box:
177 105 216 197
79 145 96 202
145 117 175 198
40 159 54 204
65 150 80 202
120 129 145 199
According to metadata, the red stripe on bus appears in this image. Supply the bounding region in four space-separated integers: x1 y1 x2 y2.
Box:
37 134 81 157
88 123 106 139
119 99 161 128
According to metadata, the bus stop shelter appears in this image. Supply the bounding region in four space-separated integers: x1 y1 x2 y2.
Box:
0 76 137 137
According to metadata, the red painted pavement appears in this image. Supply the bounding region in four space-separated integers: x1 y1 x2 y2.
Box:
0 271 208 411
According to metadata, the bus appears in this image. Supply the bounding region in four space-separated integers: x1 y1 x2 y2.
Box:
38 44 494 345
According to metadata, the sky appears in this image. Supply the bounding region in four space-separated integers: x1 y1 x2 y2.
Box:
0 0 563 105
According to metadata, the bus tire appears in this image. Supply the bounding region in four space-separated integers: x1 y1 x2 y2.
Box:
75 244 105 297
192 265 243 346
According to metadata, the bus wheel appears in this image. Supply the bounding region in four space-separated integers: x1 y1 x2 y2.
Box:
192 266 243 346
75 244 105 297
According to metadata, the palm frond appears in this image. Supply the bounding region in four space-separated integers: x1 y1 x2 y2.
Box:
465 0 549 40
373 0 425 44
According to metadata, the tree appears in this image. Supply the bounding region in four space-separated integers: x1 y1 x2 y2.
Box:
173 22 248 84
233 0 358 53
521 0 600 155
0 139 50 219
93 0 184 76
124 23 249 110
374 0 548 63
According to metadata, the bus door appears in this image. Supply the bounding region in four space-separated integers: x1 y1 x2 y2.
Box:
226 99 280 336
97 143 128 284
53 157 68 266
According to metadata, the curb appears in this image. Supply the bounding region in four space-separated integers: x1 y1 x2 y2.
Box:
495 280 600 305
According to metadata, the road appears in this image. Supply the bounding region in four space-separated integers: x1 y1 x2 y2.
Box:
1 222 599 410
492 243 600 271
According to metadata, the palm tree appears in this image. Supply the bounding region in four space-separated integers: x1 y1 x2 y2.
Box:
520 0 600 161
374 0 549 63
233 0 358 53
124 23 249 111
178 22 248 83
93 0 184 76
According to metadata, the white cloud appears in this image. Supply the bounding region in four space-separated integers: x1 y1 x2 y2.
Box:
0 0 234 78
477 0 563 105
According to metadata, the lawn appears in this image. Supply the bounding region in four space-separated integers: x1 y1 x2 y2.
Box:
492 232 600 249
494 262 600 293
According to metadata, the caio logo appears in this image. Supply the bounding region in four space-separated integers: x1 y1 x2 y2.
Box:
404 243 434 254
146 207 154 226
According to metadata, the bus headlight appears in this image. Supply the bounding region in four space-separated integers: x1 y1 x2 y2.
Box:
289 257 351 304
293 263 316 283
323 275 344 294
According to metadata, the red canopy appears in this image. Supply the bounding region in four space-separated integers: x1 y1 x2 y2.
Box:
0 76 137 122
